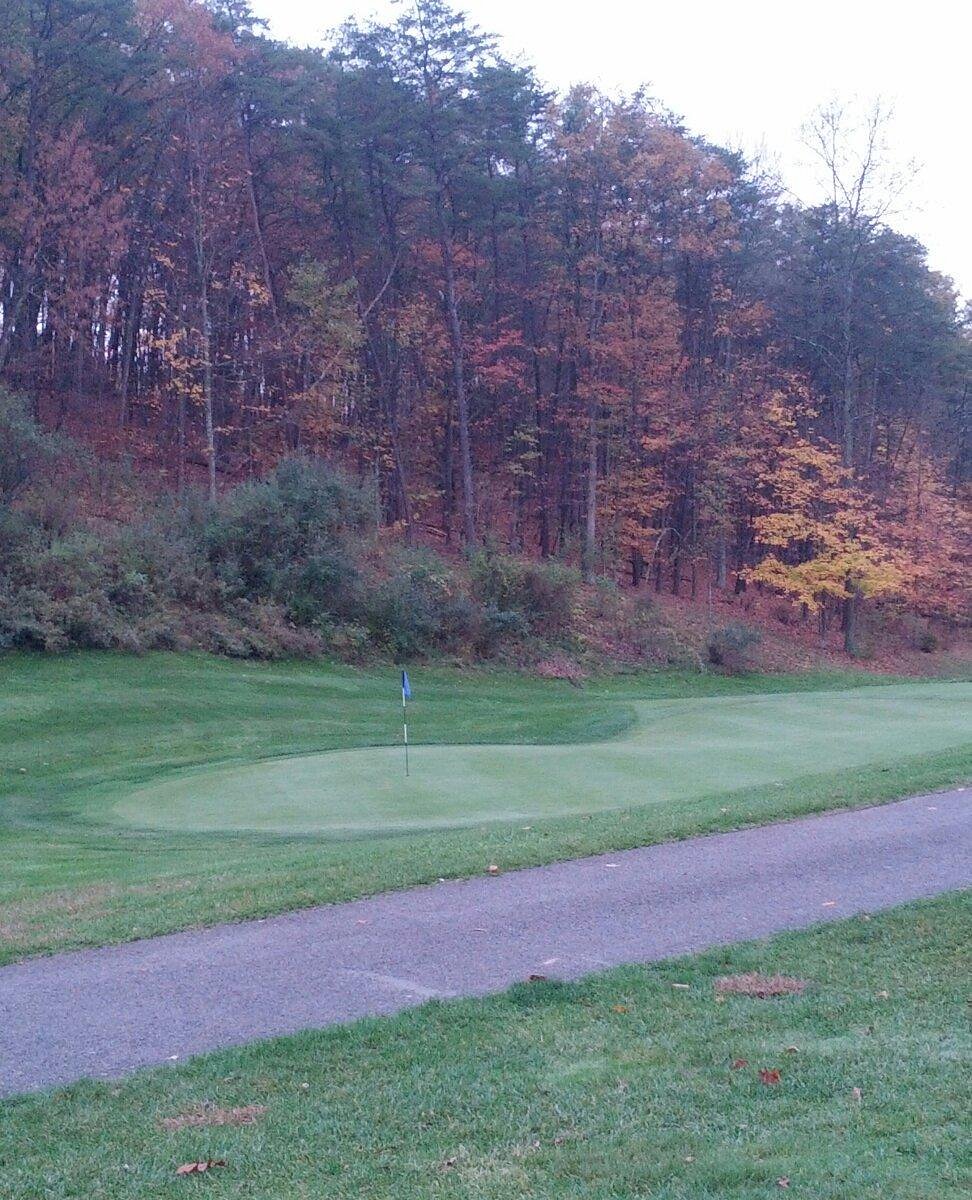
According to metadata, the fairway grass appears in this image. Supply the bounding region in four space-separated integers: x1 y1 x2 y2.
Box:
2 894 968 1197
1 653 970 962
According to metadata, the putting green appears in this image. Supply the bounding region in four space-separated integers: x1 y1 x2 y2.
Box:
109 682 972 836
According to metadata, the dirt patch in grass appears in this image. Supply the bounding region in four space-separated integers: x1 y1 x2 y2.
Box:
159 1104 267 1131
0 877 197 954
0 884 120 947
714 972 808 998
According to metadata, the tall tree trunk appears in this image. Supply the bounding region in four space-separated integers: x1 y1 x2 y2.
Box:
843 581 861 656
582 403 598 581
198 277 217 503
242 115 279 324
841 268 856 469
715 533 728 589
433 193 476 545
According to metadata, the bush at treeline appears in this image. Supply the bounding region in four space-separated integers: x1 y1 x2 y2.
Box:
0 394 578 659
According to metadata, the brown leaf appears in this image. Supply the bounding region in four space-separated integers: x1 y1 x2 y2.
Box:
759 1068 781 1086
486 864 500 875
611 1004 629 1013
731 1058 749 1070
176 1160 226 1176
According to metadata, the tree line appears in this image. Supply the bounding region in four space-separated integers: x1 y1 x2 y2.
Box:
0 0 968 650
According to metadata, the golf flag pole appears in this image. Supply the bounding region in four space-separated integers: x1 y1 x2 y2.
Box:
401 669 411 777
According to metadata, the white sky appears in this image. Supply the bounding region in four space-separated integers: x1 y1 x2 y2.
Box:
251 0 972 299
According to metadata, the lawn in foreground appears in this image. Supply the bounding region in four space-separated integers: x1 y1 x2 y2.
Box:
2 893 968 1198
1 652 970 963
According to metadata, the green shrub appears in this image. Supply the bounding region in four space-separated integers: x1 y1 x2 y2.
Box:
205 458 372 624
0 388 59 502
469 550 578 640
366 550 475 659
706 622 763 674
476 604 531 656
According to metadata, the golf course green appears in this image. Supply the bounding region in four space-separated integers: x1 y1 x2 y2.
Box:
3 653 970 963
111 682 972 835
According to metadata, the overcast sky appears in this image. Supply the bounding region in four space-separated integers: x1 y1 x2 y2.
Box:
250 0 971 299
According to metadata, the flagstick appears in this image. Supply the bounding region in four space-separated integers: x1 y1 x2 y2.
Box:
402 691 409 778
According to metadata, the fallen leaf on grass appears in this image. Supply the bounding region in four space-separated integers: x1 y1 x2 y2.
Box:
715 973 807 999
161 1105 266 1132
731 1058 749 1070
486 864 500 875
785 1045 799 1054
758 1069 781 1086
611 1005 629 1013
777 1177 790 1188
175 1161 226 1175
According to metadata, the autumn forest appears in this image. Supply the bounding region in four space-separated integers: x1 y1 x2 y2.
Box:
0 0 968 662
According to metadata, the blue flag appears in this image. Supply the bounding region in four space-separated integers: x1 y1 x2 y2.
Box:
401 669 412 701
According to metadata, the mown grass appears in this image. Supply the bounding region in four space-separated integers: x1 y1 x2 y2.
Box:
1 652 969 963
2 893 968 1198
